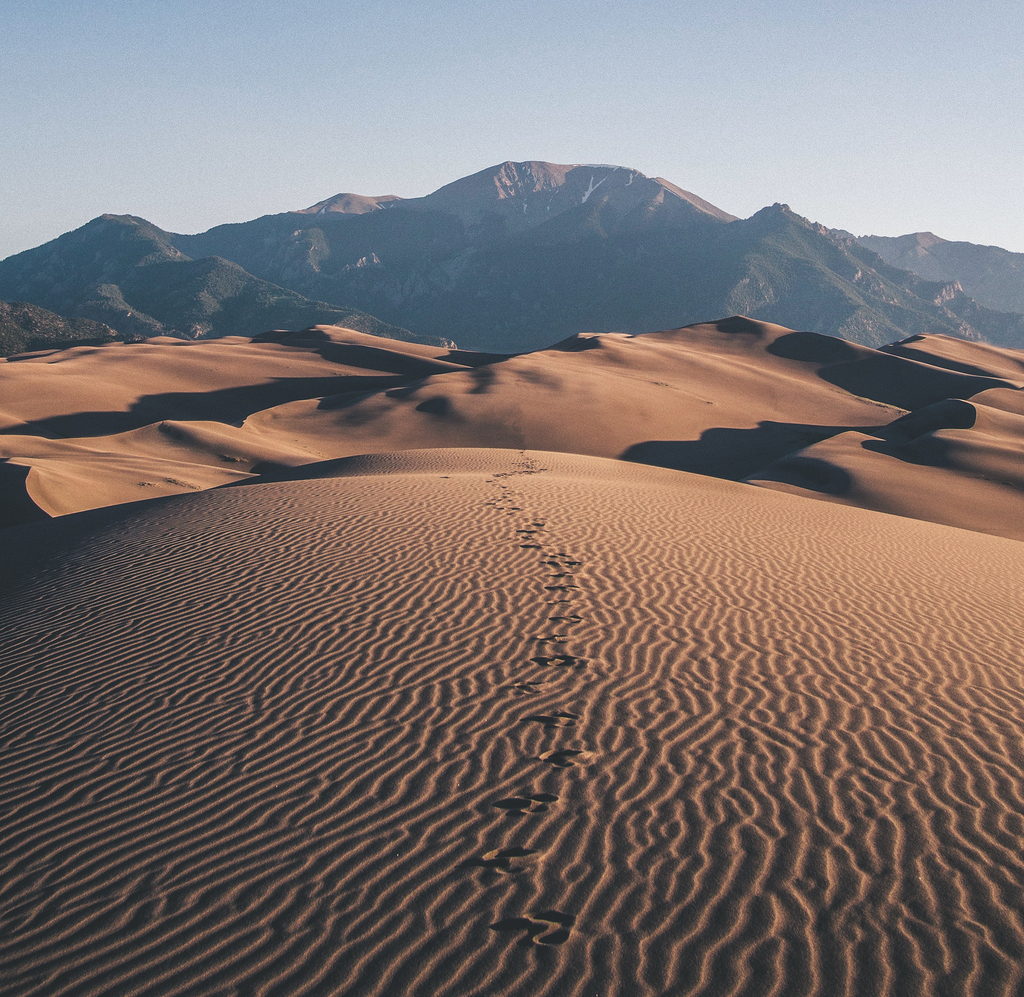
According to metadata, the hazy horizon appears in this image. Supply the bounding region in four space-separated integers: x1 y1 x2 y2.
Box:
2 0 1022 260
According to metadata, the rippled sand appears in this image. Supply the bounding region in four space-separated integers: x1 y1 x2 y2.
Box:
3 449 1024 996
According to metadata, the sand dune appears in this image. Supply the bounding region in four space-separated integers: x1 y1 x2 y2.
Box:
880 333 1024 381
748 426 1024 541
239 320 909 476
0 327 491 518
3 449 1024 996
748 339 1024 540
0 328 479 433
5 317 1024 538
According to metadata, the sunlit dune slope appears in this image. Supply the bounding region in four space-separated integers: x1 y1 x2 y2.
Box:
239 319 913 473
0 326 495 518
2 449 1024 996
0 327 480 432
880 332 1024 380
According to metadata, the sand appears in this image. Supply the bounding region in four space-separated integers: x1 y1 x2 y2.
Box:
4 313 1024 994
747 375 1024 541
3 449 1024 996
4 318 1024 539
0 328 492 519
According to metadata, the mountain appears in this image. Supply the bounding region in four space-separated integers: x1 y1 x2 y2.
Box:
6 161 1024 353
297 161 736 232
858 232 1024 315
0 299 116 356
169 161 1024 352
0 215 437 350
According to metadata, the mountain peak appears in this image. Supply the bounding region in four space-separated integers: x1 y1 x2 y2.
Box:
860 231 947 251
297 193 402 216
296 161 736 233
422 161 738 224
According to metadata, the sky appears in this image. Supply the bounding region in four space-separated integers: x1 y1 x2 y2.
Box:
2 0 1023 260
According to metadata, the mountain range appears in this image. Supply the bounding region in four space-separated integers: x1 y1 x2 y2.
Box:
859 231 1024 315
2 161 1024 354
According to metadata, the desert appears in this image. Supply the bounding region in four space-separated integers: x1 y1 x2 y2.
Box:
6 0 1024 931
7 1 1024 992
3 302 1024 994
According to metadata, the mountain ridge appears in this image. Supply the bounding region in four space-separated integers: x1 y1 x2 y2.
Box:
0 299 116 356
297 161 738 234
5 160 1024 354
858 231 1024 314
0 214 446 350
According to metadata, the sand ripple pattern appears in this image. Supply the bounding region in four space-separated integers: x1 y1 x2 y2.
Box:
3 450 1024 996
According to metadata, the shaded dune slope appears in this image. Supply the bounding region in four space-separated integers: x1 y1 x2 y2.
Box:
3 450 1024 996
749 339 1024 540
2 318 1024 539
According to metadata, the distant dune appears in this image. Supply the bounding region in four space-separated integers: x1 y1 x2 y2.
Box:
3 449 1024 995
3 317 1023 538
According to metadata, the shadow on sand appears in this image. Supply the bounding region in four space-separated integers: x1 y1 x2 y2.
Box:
621 421 868 481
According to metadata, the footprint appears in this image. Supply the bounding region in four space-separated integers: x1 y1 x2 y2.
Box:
543 585 578 592
533 634 568 643
521 712 579 729
490 909 576 946
520 544 543 550
539 749 586 768
489 917 545 946
534 910 576 944
467 846 538 873
507 681 546 695
492 793 559 816
538 929 571 944
549 615 583 622
530 654 586 669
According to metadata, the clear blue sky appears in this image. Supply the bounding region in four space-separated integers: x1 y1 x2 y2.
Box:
2 0 1022 260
